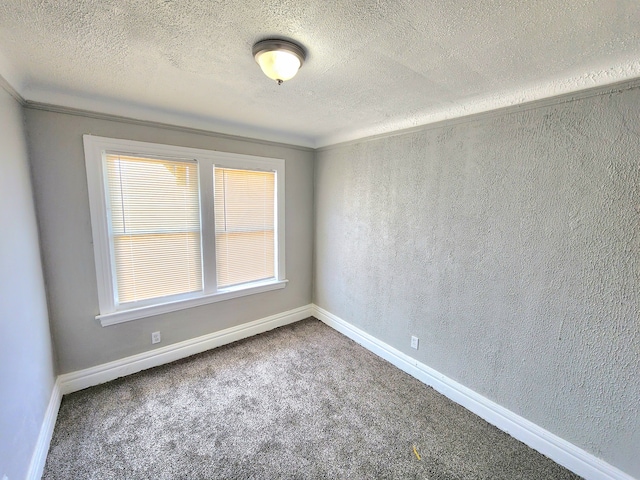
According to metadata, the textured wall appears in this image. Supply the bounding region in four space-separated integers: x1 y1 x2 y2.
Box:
26 109 314 374
314 88 640 477
0 89 55 478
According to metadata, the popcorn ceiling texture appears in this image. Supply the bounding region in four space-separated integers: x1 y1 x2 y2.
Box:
0 0 640 146
314 86 640 477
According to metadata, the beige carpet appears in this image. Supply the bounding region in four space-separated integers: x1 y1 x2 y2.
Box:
43 318 581 479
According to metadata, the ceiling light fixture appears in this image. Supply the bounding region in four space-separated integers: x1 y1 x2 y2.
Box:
252 39 305 85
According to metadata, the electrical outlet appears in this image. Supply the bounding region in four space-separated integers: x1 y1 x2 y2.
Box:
411 336 419 349
151 331 161 344
3 474 9 480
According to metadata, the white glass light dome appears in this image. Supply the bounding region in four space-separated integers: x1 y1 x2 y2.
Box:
253 39 306 85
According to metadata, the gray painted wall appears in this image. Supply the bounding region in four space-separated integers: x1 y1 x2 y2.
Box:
0 89 56 479
314 87 640 477
26 109 314 374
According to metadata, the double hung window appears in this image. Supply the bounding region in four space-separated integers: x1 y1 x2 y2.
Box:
84 136 286 326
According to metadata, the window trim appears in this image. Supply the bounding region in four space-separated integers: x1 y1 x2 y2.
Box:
83 135 286 327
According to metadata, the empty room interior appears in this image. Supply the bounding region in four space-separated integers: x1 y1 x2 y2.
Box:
1 1 639 479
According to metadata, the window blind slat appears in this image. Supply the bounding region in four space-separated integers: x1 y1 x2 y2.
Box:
214 168 275 288
106 154 203 304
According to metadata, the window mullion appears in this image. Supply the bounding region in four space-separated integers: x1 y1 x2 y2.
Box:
84 135 286 324
275 169 286 281
199 158 218 294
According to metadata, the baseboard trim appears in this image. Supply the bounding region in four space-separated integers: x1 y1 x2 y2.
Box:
26 378 62 480
59 304 313 394
312 305 635 480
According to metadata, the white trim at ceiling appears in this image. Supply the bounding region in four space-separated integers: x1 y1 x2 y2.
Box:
0 72 25 104
23 87 317 148
0 50 24 100
24 101 314 152
8 60 640 150
315 59 640 148
316 76 640 151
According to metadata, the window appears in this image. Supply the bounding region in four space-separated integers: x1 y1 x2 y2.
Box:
84 136 286 326
106 154 203 303
214 167 275 287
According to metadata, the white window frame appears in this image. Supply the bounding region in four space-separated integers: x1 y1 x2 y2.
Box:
84 135 286 326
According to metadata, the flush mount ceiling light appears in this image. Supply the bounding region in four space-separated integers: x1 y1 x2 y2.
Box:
252 39 305 85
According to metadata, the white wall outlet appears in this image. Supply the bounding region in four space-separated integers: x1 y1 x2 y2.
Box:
411 336 419 349
151 331 161 344
3 474 9 480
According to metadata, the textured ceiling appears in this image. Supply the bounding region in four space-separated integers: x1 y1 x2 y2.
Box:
0 0 639 147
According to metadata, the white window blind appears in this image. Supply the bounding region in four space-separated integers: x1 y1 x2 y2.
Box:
105 154 202 304
85 136 286 325
214 167 275 288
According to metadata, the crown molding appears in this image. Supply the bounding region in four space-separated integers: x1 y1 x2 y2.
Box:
23 101 314 152
15 74 640 152
316 76 640 151
0 72 25 104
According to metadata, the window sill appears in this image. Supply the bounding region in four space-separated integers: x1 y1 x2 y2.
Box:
97 279 288 327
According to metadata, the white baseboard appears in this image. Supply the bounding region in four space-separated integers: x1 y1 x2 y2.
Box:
26 378 62 480
312 304 636 480
59 304 313 394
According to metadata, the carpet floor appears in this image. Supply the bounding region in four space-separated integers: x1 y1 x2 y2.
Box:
43 318 581 479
